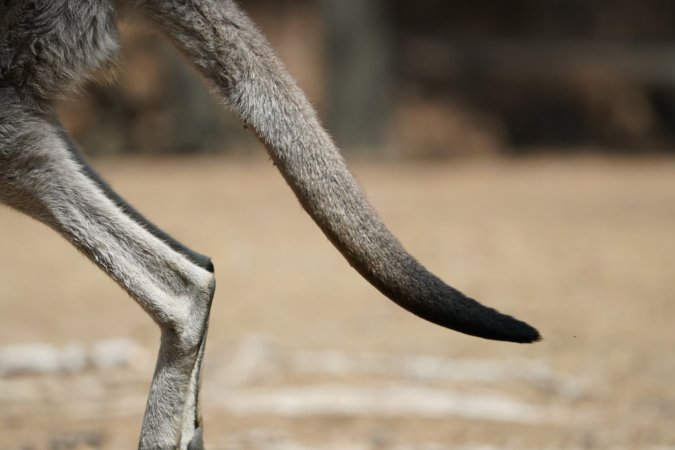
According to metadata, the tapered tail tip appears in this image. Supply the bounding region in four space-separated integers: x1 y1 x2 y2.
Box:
453 298 542 344
401 287 542 344
505 320 541 344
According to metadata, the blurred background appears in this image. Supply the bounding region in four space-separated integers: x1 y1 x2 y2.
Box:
2 1 675 449
58 0 675 158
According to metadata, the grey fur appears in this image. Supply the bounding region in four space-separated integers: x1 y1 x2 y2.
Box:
0 1 539 449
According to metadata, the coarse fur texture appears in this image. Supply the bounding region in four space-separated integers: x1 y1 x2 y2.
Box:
0 1 539 449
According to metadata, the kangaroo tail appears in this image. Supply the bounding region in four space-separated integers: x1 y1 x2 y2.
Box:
140 0 540 343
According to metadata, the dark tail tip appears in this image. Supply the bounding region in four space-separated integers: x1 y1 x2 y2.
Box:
487 315 541 344
514 322 541 344
378 272 541 344
513 326 541 344
428 293 542 344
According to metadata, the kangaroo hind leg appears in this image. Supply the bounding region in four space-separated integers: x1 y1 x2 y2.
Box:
0 89 214 450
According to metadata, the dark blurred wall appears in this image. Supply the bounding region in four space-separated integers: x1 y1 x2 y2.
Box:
389 0 675 154
320 0 391 152
58 1 675 157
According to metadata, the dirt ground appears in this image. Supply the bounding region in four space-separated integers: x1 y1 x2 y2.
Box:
1 156 674 450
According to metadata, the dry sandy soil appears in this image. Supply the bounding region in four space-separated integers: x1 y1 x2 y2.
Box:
1 157 674 450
